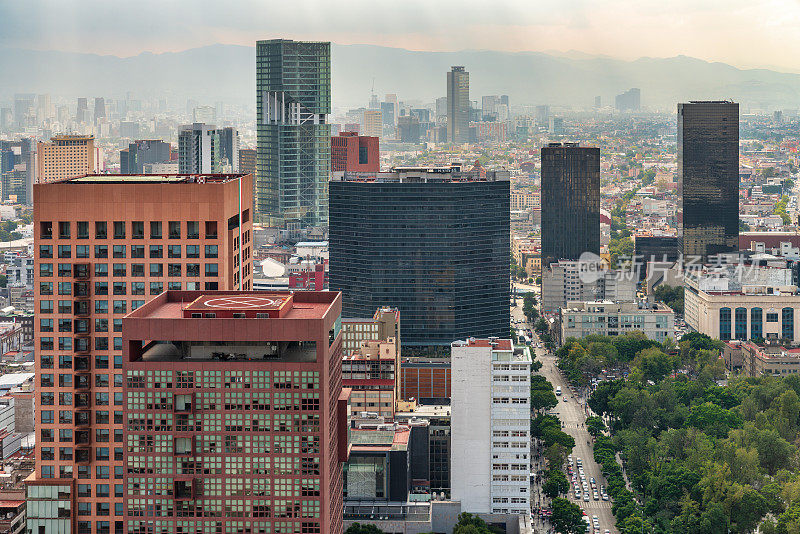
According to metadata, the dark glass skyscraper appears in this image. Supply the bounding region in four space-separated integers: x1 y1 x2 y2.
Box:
329 164 510 348
447 66 470 143
256 39 331 227
540 143 600 266
678 101 739 259
119 139 171 174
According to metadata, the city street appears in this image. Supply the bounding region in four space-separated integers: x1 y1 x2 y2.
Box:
513 302 617 533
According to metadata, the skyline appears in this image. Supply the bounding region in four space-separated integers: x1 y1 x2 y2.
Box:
1 0 800 73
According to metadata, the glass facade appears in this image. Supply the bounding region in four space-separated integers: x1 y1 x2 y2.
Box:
446 67 470 143
541 144 601 266
720 307 731 341
256 40 331 226
735 307 747 340
751 307 763 340
783 307 794 341
329 177 510 347
678 101 739 260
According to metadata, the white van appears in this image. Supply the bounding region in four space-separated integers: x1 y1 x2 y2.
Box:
555 386 562 396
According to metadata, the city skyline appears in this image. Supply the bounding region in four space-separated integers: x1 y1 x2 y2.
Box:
1 0 800 74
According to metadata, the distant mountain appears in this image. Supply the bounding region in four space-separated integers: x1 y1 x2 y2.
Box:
1 43 799 111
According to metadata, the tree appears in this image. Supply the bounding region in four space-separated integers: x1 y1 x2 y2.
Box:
345 524 385 534
522 293 539 320
543 469 569 498
550 498 587 534
633 347 679 383
534 317 549 335
452 513 503 534
530 375 558 411
586 416 607 437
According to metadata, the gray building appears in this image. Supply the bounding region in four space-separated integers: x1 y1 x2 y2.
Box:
615 88 641 111
120 140 171 175
678 101 739 260
542 259 636 314
218 126 240 171
560 300 675 343
178 123 221 174
256 39 331 227
541 143 600 267
446 67 470 143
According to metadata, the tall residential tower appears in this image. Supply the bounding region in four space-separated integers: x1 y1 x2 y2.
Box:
256 39 331 227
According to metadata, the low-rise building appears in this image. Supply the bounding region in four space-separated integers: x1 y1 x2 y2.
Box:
542 259 636 314
560 300 674 342
395 402 451 495
738 341 800 376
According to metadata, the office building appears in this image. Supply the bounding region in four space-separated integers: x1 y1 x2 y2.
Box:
219 126 240 171
27 174 254 534
395 402 451 493
684 261 800 341
398 115 421 143
76 98 88 124
381 101 395 128
119 290 349 534
560 300 674 342
341 307 401 419
362 109 382 138
331 132 379 172
256 39 331 227
119 140 171 175
239 148 257 211
0 138 35 204
13 94 35 129
192 105 216 124
93 98 106 124
178 123 221 174
615 88 641 112
541 259 636 314
634 234 680 281
36 135 97 183
329 163 510 348
540 143 600 267
678 101 739 259
451 339 531 515
446 67 470 143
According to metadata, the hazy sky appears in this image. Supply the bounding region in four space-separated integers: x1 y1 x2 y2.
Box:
2 0 799 72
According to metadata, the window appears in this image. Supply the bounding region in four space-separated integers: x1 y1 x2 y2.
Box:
186 245 199 258
150 221 162 239
58 263 72 277
150 282 163 295
76 245 90 258
95 282 108 295
95 264 108 277
205 245 218 258
168 221 181 239
719 307 731 341
168 282 182 290
168 264 182 277
767 312 779 323
204 282 218 290
112 245 126 258
783 307 794 341
77 221 89 239
735 307 747 341
168 244 181 258
95 245 108 258
131 282 145 295
113 301 127 314
113 282 126 295
95 301 108 314
58 245 71 258
131 264 144 277
113 263 126 277
187 221 199 239
150 263 163 277
149 245 163 258
205 221 218 238
40 221 53 239
751 307 763 340
40 244 53 258
131 245 145 258
95 221 107 239
131 221 144 239
40 319 54 332
186 264 200 277
58 281 72 295
59 221 71 239
40 263 53 277
113 221 125 239
41 281 53 295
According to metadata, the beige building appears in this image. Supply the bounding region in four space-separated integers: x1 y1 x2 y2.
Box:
684 266 800 342
363 109 383 137
511 190 539 211
36 135 97 183
560 300 674 342
725 341 800 377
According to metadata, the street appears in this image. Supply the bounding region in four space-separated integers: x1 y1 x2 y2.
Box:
513 302 618 534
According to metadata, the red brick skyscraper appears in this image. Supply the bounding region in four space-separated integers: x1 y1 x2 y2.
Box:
123 290 349 534
28 174 253 534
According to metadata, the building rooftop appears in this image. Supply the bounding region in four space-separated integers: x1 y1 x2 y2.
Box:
48 173 250 185
331 164 509 183
451 338 514 351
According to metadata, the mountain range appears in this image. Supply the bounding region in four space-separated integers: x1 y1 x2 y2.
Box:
1 43 800 111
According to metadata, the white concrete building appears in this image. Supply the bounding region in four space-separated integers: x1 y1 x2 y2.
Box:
560 300 674 342
451 338 531 515
542 259 636 314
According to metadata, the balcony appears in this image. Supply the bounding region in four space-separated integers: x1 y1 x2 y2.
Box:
74 356 91 371
74 282 91 298
75 447 91 464
75 410 91 428
75 430 91 445
75 393 91 408
75 337 91 354
74 263 91 280
174 479 195 500
75 374 91 390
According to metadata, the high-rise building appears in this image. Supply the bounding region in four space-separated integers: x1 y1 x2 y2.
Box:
27 173 254 534
615 88 641 112
450 339 531 514
239 148 256 178
678 101 740 260
481 95 498 121
119 140 171 175
256 39 331 227
362 109 382 138
331 132 379 172
0 138 35 205
219 127 240 171
435 97 448 125
541 142 600 267
397 115 421 143
121 290 349 534
76 98 88 123
380 101 395 128
446 67 470 143
13 94 35 129
37 94 52 122
384 94 399 122
94 97 106 124
178 123 221 174
192 105 216 123
37 135 97 183
329 163 510 348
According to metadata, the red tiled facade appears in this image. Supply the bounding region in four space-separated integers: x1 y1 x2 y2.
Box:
28 174 253 534
330 132 379 172
122 291 348 534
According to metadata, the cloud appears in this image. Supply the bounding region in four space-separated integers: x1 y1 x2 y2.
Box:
1 0 798 71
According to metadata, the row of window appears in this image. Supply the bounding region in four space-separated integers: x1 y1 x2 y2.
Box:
41 221 218 240
40 263 219 278
40 464 124 480
40 373 121 389
40 244 218 259
719 306 794 341
40 427 122 444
